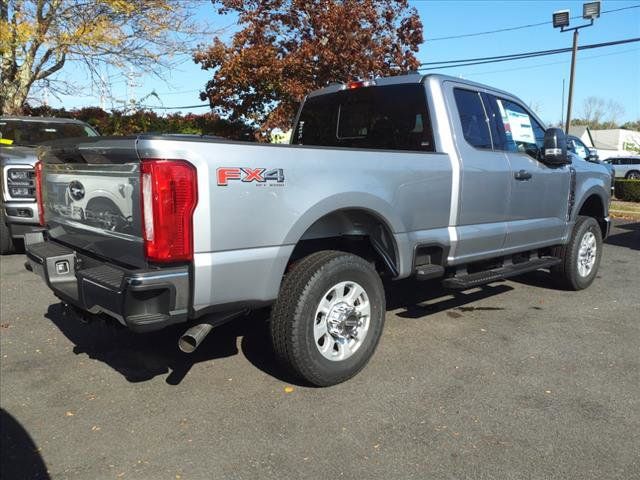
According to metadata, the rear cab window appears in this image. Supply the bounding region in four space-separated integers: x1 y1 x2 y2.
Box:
453 88 492 149
293 84 434 152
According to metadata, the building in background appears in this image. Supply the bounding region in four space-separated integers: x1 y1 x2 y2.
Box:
569 126 640 160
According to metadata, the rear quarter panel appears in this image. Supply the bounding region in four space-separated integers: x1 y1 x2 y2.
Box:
136 138 453 311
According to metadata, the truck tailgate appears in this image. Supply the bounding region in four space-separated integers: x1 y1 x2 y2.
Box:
39 137 145 268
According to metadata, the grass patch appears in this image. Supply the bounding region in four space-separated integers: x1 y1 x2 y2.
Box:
610 200 640 220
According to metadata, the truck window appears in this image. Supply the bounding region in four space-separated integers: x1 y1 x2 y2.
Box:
453 89 492 149
0 120 98 147
570 137 588 159
293 84 434 152
484 95 545 159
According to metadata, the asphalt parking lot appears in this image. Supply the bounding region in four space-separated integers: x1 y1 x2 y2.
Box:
1 220 638 480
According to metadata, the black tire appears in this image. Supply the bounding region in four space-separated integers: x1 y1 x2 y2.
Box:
0 209 16 255
270 250 386 387
625 170 640 180
551 216 603 290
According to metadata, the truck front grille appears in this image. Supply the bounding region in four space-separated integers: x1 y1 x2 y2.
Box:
6 167 36 200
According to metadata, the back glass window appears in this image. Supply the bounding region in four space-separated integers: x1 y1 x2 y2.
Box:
292 84 434 152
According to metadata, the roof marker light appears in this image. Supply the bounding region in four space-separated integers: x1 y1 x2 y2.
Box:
346 80 377 90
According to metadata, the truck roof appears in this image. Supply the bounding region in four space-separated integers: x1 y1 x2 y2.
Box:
0 115 92 126
306 73 517 101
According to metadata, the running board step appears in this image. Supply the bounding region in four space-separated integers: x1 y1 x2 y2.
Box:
442 256 561 290
415 264 445 281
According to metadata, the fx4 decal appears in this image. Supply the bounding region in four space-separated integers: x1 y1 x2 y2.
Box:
217 167 285 186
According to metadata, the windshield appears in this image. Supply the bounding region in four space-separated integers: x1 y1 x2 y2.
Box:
293 84 434 151
0 119 98 146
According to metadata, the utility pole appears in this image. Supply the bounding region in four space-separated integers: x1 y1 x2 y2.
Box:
552 1 600 133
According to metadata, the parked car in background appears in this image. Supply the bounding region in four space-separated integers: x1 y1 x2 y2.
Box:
1 116 99 254
567 135 615 195
603 157 640 179
568 134 615 177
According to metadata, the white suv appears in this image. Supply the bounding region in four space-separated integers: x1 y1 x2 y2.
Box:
604 157 640 179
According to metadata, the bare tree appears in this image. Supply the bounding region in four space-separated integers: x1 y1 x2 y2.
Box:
0 0 204 114
579 96 626 129
603 99 625 129
581 96 606 127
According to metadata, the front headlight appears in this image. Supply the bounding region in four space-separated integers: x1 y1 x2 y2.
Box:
6 168 36 199
9 187 31 197
9 170 31 180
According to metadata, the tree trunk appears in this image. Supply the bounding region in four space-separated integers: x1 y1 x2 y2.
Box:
0 82 30 115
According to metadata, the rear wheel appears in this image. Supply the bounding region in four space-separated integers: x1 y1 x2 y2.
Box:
625 170 640 180
551 216 602 290
0 209 16 255
270 251 386 386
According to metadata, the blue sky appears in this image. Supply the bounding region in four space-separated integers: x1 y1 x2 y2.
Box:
46 0 640 125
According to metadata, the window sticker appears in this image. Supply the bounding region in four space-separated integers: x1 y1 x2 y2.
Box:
502 104 534 144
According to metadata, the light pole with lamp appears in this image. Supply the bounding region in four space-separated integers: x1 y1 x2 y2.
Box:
553 1 601 134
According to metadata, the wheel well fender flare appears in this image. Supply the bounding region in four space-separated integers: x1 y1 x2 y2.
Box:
282 193 406 274
574 188 607 221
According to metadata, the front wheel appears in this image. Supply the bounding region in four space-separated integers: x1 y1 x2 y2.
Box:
551 216 603 290
270 251 386 386
625 170 640 180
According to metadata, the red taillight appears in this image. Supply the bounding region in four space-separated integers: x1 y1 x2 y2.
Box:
34 161 45 226
140 159 198 263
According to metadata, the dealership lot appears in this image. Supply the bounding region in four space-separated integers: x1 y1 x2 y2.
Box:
1 220 638 480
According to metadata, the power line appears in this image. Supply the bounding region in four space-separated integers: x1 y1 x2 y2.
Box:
418 37 640 70
138 37 640 111
465 47 639 77
139 103 211 110
424 4 640 42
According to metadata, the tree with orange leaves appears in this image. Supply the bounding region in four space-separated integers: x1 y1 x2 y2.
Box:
194 0 423 139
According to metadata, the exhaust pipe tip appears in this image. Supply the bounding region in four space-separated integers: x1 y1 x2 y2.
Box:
178 310 249 353
178 335 199 353
178 323 214 353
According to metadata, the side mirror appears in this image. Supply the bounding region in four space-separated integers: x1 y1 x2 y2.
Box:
587 148 599 162
543 128 570 165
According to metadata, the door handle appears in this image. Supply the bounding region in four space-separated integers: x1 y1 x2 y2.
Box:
514 169 532 181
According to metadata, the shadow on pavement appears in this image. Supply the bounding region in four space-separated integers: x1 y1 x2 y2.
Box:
45 278 515 387
0 409 50 480
45 303 302 386
605 221 639 251
385 278 512 318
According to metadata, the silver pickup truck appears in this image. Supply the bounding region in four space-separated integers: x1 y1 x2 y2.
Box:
24 74 612 386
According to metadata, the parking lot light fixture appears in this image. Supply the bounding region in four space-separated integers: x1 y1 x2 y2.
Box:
553 1 600 134
583 1 601 20
553 10 570 29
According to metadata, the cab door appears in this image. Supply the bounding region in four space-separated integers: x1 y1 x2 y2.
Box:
444 84 511 261
482 93 571 250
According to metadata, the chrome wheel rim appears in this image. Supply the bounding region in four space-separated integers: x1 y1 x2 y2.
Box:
313 281 371 361
577 231 597 277
628 172 640 179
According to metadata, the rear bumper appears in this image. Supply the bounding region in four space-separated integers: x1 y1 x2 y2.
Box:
24 232 190 332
